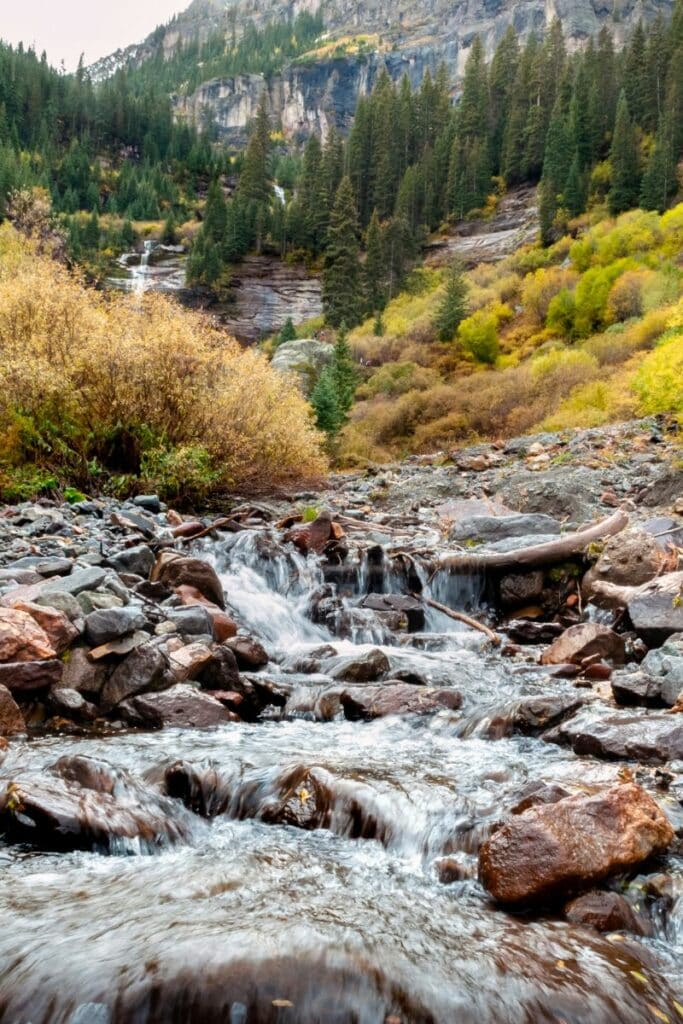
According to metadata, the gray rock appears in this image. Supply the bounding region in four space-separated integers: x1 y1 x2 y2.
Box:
166 605 215 637
544 710 683 764
133 495 161 513
34 590 83 622
641 638 683 707
450 513 561 544
271 339 333 396
43 567 107 597
78 591 124 615
499 571 545 607
611 669 665 707
85 607 147 647
8 556 73 577
627 573 683 644
108 544 155 579
101 643 168 709
49 687 97 721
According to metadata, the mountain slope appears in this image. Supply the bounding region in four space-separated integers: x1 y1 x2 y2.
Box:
94 0 674 142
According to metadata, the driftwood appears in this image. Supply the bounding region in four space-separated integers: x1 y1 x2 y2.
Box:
439 510 629 573
415 593 501 645
591 570 683 610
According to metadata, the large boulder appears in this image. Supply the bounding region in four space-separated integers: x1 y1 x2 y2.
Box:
271 338 333 396
544 709 683 764
340 683 462 720
120 684 235 729
0 660 63 692
327 648 390 683
450 513 561 545
541 623 626 667
0 684 25 735
9 601 79 654
479 783 673 905
0 758 191 851
100 644 167 710
583 528 666 598
0 607 56 662
151 552 225 609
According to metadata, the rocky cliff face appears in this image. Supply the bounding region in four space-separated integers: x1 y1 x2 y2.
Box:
95 0 674 140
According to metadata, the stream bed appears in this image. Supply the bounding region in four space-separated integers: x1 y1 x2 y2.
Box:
0 511 682 1024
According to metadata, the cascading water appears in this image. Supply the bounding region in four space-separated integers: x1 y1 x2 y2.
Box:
0 527 681 1024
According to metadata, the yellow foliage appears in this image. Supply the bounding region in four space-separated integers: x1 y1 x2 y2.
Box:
634 318 683 419
0 226 326 496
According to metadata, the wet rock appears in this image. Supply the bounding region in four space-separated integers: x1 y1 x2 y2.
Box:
541 623 626 667
510 694 585 735
479 783 673 905
84 606 147 647
544 710 683 764
259 765 333 830
107 544 155 579
284 510 335 555
640 636 683 707
88 631 149 660
195 645 241 692
434 854 473 883
162 760 232 817
0 659 63 692
10 600 79 654
42 567 107 597
0 763 191 851
121 683 235 729
564 891 650 936
225 636 269 670
627 572 683 644
168 642 214 681
450 514 561 544
0 684 25 735
0 607 57 662
61 647 107 699
510 782 570 815
100 644 167 709
165 605 215 637
506 619 564 644
360 594 425 632
151 552 225 609
499 571 545 608
583 528 665 598
174 585 237 640
327 648 390 683
611 669 667 707
340 683 462 720
49 687 97 722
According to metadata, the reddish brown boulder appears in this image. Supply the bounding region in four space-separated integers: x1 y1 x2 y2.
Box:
0 660 63 692
120 684 235 729
0 684 25 735
175 585 237 641
341 683 462 721
226 636 269 670
11 601 79 655
541 623 626 667
0 607 56 663
284 511 335 555
151 552 225 609
565 890 650 935
479 783 673 905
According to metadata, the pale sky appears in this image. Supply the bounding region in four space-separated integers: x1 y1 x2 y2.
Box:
1 0 191 71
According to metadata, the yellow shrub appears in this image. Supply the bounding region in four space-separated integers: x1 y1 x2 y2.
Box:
0 227 326 495
522 267 579 326
634 328 683 418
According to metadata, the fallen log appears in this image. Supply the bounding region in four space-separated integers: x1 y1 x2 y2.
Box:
439 510 629 572
415 593 501 645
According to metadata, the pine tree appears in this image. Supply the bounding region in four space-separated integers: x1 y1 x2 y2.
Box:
609 91 640 215
433 258 468 341
238 92 271 205
322 176 363 329
161 211 178 244
538 175 557 247
310 368 343 436
277 317 297 345
564 153 586 217
640 118 675 211
364 208 385 314
331 323 358 415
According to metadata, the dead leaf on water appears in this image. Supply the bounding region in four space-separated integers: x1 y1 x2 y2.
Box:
630 971 649 986
272 999 294 1008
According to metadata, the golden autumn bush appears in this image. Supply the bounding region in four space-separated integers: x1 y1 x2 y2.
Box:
0 225 326 501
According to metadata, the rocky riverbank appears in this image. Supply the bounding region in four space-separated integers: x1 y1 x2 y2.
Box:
0 416 681 1022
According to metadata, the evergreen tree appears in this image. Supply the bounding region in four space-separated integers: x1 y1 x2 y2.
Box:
322 177 363 329
310 324 357 438
238 92 271 206
640 118 675 211
330 323 358 415
433 258 468 341
364 208 385 314
609 91 640 215
277 317 297 345
310 368 343 436
161 211 178 245
538 175 557 247
564 153 586 217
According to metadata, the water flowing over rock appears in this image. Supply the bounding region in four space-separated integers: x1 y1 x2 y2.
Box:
479 783 674 905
